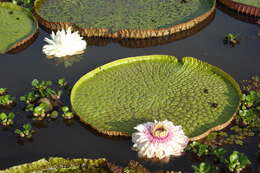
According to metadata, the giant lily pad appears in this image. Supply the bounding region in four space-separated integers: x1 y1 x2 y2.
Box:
0 2 38 54
0 157 109 173
71 55 241 140
0 157 153 173
218 0 260 16
34 0 216 38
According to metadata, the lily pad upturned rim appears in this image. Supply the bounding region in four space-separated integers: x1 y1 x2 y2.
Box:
0 2 38 54
71 55 242 141
33 0 216 39
87 11 215 48
0 157 108 172
218 0 260 17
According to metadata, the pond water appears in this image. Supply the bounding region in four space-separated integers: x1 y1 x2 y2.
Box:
0 5 259 172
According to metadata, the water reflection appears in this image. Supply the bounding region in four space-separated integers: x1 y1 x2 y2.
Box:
47 54 84 68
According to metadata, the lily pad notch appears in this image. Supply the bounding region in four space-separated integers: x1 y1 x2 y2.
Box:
0 2 38 54
33 0 216 39
71 55 242 141
218 0 260 16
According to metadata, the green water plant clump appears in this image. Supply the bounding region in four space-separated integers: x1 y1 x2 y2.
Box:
20 79 63 120
15 123 35 138
0 94 15 108
61 106 74 120
0 88 7 95
71 55 241 139
187 141 252 173
192 162 212 173
20 78 74 121
238 90 260 125
225 151 251 173
188 141 210 157
0 112 15 126
57 78 68 88
0 2 38 53
223 33 240 47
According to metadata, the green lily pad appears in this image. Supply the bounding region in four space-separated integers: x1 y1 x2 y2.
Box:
34 0 215 38
71 55 241 139
0 157 153 173
233 0 260 7
0 2 38 54
0 157 109 173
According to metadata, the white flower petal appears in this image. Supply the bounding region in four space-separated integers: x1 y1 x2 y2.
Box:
132 120 189 161
42 27 87 58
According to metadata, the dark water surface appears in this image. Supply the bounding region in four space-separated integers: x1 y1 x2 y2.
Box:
0 7 259 172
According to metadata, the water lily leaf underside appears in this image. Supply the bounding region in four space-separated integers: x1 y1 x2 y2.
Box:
219 0 260 16
71 55 241 140
0 3 38 54
34 0 215 38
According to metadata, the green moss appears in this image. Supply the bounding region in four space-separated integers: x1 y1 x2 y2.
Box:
71 55 241 138
36 0 215 32
0 2 37 53
233 0 260 8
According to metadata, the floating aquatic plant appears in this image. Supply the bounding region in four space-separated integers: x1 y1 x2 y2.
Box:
31 79 62 99
240 76 260 93
0 88 7 95
34 0 216 38
223 33 240 47
0 112 15 126
203 126 255 147
211 147 227 163
225 151 251 173
61 106 74 120
237 90 260 125
20 91 39 104
122 160 151 173
57 78 68 88
0 2 38 53
32 102 49 120
49 110 58 119
71 55 241 139
42 27 87 58
0 94 15 107
188 141 210 157
20 79 63 120
15 123 35 138
192 162 212 173
0 157 109 173
132 120 189 162
202 77 260 147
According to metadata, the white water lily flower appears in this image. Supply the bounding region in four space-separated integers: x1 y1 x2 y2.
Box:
132 120 189 161
42 27 87 58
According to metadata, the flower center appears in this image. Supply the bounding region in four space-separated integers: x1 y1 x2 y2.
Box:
151 124 169 138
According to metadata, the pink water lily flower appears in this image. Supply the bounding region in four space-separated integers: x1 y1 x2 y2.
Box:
132 120 189 161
